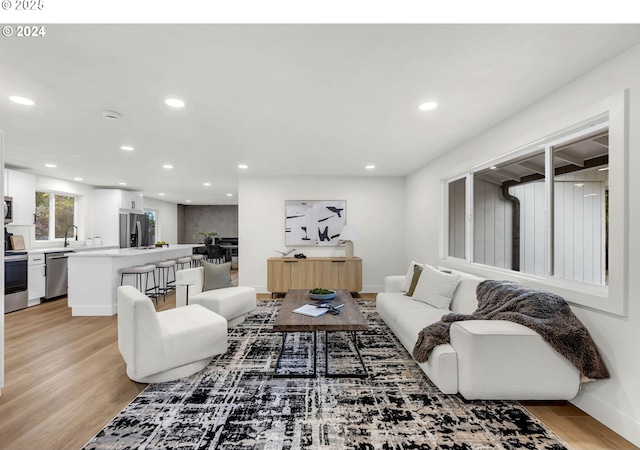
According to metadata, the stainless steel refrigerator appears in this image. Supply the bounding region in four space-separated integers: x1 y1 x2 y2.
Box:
119 213 151 248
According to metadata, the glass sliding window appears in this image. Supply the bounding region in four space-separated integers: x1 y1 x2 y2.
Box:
145 210 157 245
552 130 609 285
448 122 609 289
472 150 546 276
35 191 50 241
443 95 624 314
34 191 76 241
54 194 75 239
447 177 466 259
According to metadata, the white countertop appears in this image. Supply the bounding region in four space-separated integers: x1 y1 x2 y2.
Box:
28 245 119 254
67 244 199 257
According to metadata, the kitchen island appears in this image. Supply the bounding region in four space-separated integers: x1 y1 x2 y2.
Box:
67 245 198 316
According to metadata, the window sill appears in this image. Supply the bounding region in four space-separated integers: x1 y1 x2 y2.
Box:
440 258 621 316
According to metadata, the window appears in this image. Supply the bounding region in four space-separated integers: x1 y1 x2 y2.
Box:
35 191 76 241
447 121 609 287
552 136 609 286
145 210 157 244
472 149 547 276
447 177 466 259
445 92 627 316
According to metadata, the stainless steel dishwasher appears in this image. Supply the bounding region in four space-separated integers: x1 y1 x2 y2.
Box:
45 251 74 300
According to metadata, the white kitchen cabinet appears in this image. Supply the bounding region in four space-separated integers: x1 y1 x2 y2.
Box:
5 169 36 225
120 191 144 213
28 253 46 305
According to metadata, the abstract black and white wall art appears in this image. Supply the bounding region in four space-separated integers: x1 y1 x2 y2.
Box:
285 200 346 246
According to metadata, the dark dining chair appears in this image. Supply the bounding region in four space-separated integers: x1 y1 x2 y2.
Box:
206 244 225 264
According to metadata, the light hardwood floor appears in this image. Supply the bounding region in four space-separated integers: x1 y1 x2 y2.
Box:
0 288 636 449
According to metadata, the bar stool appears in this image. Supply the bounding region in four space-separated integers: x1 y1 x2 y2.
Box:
156 259 177 301
190 254 204 267
176 256 192 271
119 264 158 303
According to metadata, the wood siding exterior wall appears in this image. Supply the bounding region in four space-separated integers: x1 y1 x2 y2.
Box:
470 175 605 284
473 178 512 270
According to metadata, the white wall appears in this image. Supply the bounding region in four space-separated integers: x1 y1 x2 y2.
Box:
405 44 640 446
238 176 405 293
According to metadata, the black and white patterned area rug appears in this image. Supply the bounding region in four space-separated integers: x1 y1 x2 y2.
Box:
84 301 571 449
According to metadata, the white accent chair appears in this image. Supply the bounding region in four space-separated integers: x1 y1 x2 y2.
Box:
117 285 228 383
176 267 257 327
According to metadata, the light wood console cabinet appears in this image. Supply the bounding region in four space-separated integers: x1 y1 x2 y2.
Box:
267 257 362 293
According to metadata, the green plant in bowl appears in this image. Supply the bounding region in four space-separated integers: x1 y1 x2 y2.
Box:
308 288 336 300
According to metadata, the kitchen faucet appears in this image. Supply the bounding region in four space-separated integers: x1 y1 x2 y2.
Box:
64 225 78 247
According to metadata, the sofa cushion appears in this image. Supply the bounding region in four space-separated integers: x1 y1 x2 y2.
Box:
376 292 417 327
395 304 451 348
400 261 423 292
405 264 424 296
203 261 232 291
412 264 461 309
437 267 485 314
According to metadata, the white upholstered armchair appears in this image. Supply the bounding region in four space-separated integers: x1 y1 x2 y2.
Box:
117 285 228 383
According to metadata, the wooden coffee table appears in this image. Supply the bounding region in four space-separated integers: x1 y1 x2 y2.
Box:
273 289 369 378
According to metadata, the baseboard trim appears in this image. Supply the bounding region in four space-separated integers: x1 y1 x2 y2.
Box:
71 305 117 316
572 388 640 447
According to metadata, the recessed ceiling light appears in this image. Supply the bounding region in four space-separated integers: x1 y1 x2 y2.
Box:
9 96 35 106
45 163 56 168
203 182 211 187
165 98 185 108
365 165 375 170
186 200 192 203
158 193 165 196
418 101 438 111
120 146 135 151
74 177 83 181
489 166 497 170
238 164 248 169
226 193 233 197
119 182 127 186
163 164 174 169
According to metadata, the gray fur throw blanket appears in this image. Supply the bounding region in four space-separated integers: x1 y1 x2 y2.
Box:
412 280 610 382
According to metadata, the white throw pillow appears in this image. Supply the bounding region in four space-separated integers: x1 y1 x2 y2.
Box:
400 261 423 292
412 264 462 309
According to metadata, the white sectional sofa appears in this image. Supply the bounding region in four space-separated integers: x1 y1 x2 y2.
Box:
376 265 581 400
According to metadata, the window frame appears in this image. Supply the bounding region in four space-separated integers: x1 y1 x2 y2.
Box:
446 176 469 261
442 91 628 316
35 190 77 242
144 209 157 245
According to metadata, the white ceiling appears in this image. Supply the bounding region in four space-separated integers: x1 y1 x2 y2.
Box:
2 24 640 205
